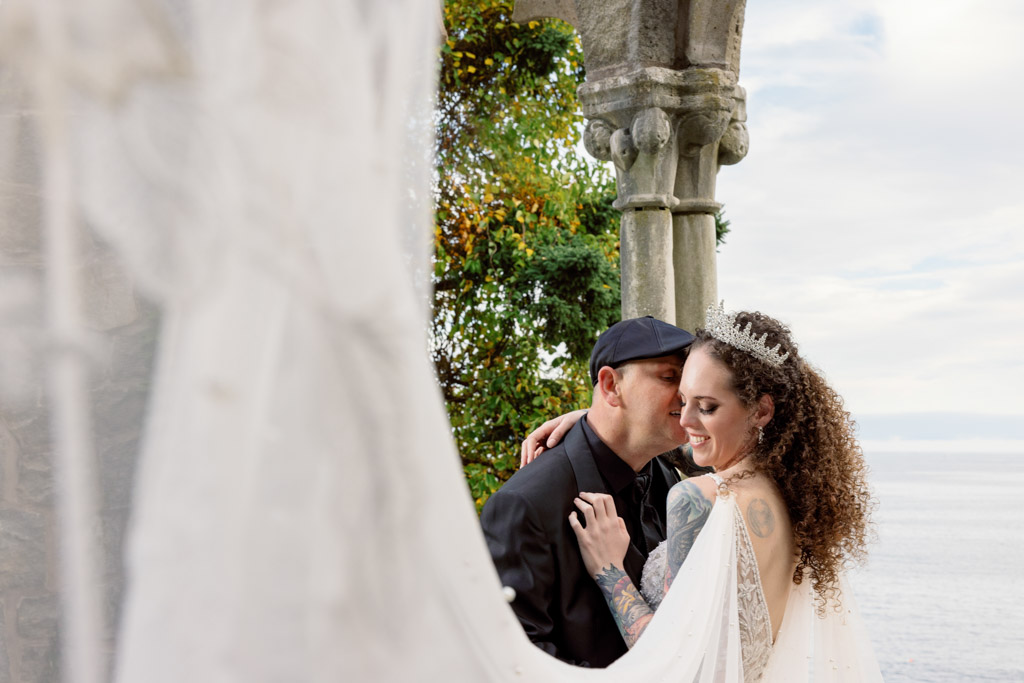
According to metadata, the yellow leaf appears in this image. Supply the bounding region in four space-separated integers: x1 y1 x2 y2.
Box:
528 21 539 29
499 86 506 94
484 58 494 66
467 66 477 73
453 51 463 58
465 52 476 59
516 213 525 224
602 284 611 289
483 193 494 202
530 202 538 212
525 248 535 257
484 275 494 282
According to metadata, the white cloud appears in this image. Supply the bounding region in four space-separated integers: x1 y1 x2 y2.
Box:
712 0 1024 420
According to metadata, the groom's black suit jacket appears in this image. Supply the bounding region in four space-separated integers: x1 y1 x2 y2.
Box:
480 418 680 668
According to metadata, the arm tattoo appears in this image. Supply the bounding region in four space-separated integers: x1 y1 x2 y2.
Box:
594 565 654 649
664 481 713 590
746 499 775 538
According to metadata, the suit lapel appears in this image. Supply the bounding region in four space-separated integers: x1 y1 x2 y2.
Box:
564 422 648 584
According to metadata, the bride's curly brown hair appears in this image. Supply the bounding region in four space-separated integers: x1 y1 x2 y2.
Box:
693 311 874 610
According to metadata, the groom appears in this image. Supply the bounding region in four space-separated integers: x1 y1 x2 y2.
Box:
480 316 695 667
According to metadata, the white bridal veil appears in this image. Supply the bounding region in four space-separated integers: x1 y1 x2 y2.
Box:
0 1 880 681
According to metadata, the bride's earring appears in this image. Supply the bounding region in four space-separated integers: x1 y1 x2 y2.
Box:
757 426 764 445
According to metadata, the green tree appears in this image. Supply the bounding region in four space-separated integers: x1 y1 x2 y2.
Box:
434 1 731 510
435 0 621 509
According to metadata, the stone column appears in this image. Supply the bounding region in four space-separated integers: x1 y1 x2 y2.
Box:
513 0 749 331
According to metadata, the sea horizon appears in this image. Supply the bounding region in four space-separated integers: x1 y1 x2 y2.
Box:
859 439 1024 455
850 449 1024 681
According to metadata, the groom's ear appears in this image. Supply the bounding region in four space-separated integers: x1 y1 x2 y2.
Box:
596 366 625 407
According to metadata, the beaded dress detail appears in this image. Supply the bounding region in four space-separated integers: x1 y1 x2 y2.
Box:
640 474 773 681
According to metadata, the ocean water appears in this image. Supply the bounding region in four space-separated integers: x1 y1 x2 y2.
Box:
848 451 1024 682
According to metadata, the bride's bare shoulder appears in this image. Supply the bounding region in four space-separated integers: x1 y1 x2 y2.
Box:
668 474 719 506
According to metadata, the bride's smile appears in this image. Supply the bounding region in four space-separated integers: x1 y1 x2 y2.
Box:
679 346 768 472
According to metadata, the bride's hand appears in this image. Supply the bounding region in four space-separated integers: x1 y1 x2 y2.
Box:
568 492 630 579
520 409 587 467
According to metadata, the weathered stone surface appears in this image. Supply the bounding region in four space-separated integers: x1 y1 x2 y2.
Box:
717 86 748 166
511 0 576 25
524 0 748 324
673 135 724 214
0 417 18 501
19 638 59 683
15 448 53 507
580 67 736 212
0 266 44 408
620 209 675 321
99 506 131 634
0 601 13 683
589 105 680 211
94 437 140 511
106 296 160 386
80 247 138 333
91 381 147 448
672 213 717 333
9 410 56 509
676 0 746 71
1 62 145 683
0 509 47 593
4 411 51 463
0 71 43 266
16 596 59 641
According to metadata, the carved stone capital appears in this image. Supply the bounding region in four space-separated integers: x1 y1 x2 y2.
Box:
606 107 679 210
579 67 737 209
511 0 750 324
718 85 748 166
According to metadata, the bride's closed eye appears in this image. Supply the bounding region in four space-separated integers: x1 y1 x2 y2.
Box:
680 399 717 416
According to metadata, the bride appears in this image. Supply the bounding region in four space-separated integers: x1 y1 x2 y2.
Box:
527 304 882 681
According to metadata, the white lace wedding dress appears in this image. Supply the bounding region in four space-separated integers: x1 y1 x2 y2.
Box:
640 474 773 680
628 473 882 682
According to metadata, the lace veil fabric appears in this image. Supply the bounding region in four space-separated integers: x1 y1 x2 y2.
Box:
631 482 883 682
0 0 882 680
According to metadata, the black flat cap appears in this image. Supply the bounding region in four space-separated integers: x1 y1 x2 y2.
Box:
589 316 695 384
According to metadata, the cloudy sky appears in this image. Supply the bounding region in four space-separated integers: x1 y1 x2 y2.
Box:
712 0 1024 448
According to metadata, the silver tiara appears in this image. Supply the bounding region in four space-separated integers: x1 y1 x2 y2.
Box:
704 302 789 367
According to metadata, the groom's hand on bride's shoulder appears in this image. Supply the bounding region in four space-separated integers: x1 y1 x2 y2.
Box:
520 409 588 468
